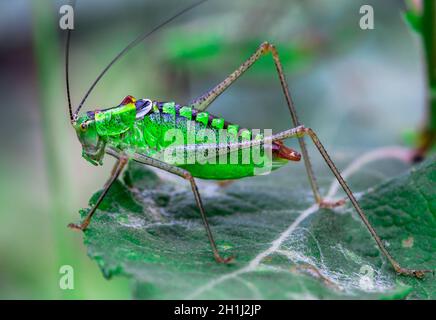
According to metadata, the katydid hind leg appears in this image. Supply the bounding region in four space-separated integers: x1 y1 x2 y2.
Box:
302 127 433 278
68 155 129 231
131 153 233 264
272 126 432 278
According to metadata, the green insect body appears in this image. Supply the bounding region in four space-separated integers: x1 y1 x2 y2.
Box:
74 96 295 180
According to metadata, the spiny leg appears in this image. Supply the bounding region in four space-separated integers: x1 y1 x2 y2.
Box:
173 127 433 277
190 41 334 206
302 128 433 278
128 151 233 264
68 155 128 231
270 126 432 278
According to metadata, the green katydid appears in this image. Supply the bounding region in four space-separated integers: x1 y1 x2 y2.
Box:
65 0 431 278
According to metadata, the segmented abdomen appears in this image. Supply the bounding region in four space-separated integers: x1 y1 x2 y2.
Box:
136 102 253 151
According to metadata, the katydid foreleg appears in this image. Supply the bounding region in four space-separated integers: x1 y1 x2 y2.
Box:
68 155 128 231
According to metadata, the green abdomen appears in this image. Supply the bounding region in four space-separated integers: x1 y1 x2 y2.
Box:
178 161 287 180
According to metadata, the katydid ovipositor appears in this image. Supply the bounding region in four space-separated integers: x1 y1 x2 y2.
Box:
65 0 430 277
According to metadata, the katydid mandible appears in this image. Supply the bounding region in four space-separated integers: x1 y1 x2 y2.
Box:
65 0 431 278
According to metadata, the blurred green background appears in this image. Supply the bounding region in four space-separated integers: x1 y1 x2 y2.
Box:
0 0 427 299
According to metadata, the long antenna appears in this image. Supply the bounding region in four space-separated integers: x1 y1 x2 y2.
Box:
72 0 209 119
66 27 73 122
65 0 76 123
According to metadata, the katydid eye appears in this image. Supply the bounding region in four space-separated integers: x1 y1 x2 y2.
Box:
81 122 88 130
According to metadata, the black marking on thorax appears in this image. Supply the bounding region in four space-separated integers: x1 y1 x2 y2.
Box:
155 101 233 129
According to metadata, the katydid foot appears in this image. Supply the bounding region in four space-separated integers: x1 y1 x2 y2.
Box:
214 254 235 264
393 264 434 279
319 198 346 209
67 222 89 231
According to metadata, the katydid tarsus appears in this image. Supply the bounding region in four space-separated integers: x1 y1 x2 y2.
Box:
65 0 431 278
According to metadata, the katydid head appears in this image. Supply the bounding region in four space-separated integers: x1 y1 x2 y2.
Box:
72 96 140 165
73 114 105 166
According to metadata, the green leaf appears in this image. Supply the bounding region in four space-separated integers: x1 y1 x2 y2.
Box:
79 156 435 299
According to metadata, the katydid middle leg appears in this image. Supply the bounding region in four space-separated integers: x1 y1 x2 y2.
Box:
128 151 233 264
190 41 342 207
